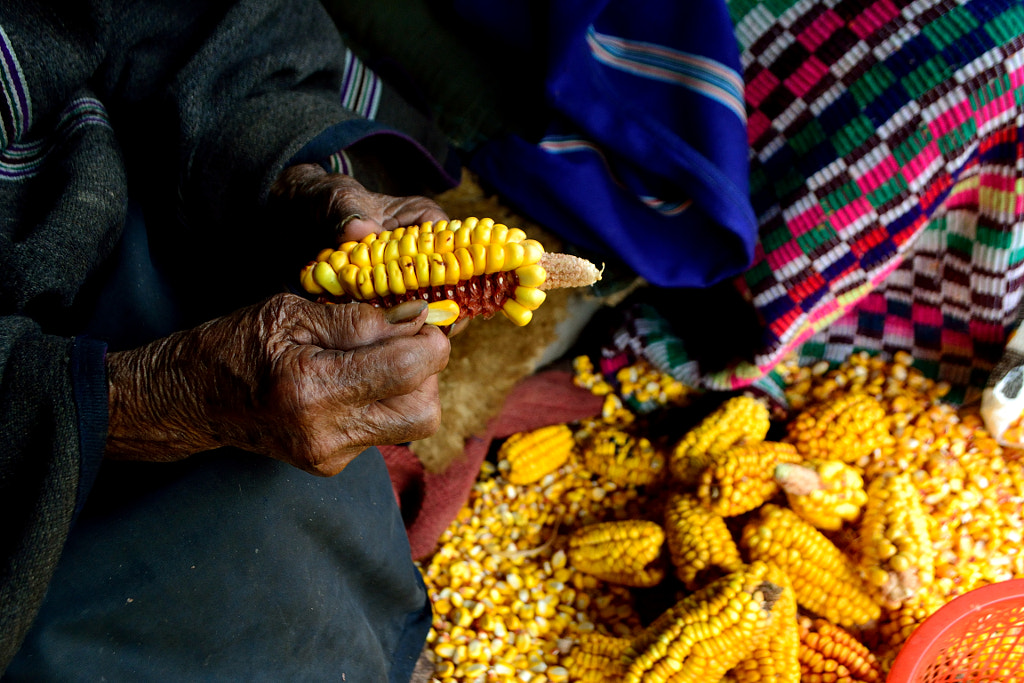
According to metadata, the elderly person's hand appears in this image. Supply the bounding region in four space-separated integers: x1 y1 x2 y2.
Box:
105 295 449 476
271 162 448 243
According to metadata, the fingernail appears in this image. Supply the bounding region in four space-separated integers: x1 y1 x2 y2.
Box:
385 300 428 324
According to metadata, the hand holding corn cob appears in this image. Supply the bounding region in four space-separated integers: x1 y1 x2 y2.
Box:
298 217 602 329
106 293 449 477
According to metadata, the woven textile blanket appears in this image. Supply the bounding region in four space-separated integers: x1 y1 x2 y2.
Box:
606 0 1024 405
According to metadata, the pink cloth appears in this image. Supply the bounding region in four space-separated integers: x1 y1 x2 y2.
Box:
380 369 603 560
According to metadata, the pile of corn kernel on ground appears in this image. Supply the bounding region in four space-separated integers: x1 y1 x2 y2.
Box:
415 350 1024 682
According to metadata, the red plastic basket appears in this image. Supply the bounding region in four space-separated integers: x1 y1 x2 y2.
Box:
887 579 1024 682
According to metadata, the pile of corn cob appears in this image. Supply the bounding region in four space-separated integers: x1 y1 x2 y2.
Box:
417 350 1024 682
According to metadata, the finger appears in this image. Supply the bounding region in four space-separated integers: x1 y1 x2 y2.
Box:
340 374 443 449
298 299 430 351
332 330 449 404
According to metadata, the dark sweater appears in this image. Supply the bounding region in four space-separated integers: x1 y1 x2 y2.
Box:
0 0 456 671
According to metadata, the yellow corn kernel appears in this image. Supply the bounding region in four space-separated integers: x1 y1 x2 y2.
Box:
774 459 867 531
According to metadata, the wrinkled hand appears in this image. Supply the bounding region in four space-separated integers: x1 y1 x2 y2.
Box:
271 163 448 243
106 295 450 476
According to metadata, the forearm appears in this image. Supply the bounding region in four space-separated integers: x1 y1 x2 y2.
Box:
105 323 226 460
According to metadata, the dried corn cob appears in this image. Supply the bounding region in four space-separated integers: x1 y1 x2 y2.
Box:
696 441 801 517
855 472 936 608
873 590 945 675
670 394 772 486
497 423 575 485
568 520 666 588
663 491 744 590
580 426 667 487
798 616 881 683
299 217 601 327
785 393 893 466
741 504 880 629
729 563 800 683
774 459 867 531
625 561 782 683
567 633 636 683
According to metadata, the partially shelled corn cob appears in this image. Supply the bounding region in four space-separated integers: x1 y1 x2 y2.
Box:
856 472 936 608
696 441 801 517
774 459 867 531
785 393 893 466
731 563 800 683
670 394 771 486
663 491 744 590
567 520 666 588
741 504 881 629
579 426 667 488
623 561 783 683
299 217 601 327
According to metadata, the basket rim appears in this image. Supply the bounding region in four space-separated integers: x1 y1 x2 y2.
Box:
887 579 1024 682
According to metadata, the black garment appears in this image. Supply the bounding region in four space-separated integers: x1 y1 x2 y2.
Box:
5 447 430 683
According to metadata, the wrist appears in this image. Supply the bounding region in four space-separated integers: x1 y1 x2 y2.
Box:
105 326 223 461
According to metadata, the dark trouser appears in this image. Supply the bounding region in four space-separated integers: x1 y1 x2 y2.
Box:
4 447 431 682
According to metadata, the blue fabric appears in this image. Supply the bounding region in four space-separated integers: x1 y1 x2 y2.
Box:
459 0 757 288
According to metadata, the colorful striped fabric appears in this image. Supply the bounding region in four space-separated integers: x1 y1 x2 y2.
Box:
605 0 1024 404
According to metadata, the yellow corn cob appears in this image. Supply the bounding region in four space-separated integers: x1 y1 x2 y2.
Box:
696 441 801 517
568 520 666 588
670 394 772 486
855 472 935 609
730 564 800 683
663 491 744 590
497 423 575 485
567 633 636 683
774 459 868 531
785 393 893 466
624 561 782 683
874 590 945 675
797 616 882 683
299 217 601 327
741 504 881 629
580 426 667 487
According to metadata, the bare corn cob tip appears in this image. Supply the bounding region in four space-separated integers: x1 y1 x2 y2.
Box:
297 217 601 328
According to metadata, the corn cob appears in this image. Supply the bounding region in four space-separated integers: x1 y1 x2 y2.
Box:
696 441 801 517
798 616 882 683
873 590 945 675
785 393 893 466
729 563 800 683
624 561 783 683
299 217 601 327
497 423 575 485
855 472 936 609
580 426 667 487
663 491 744 590
670 394 772 486
567 633 636 683
568 520 666 588
774 459 867 531
741 504 880 629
